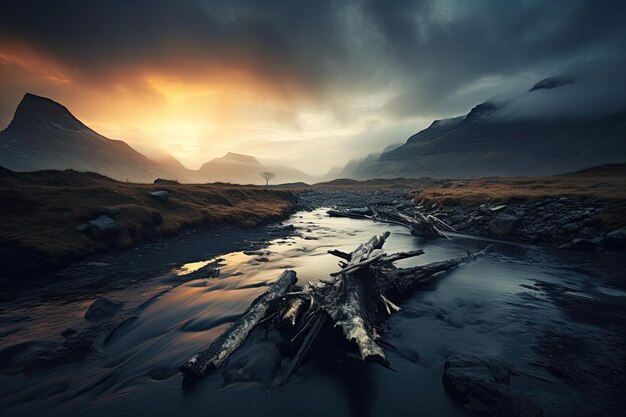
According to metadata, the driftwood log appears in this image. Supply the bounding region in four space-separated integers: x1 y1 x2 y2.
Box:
180 270 297 376
328 204 454 238
181 232 488 385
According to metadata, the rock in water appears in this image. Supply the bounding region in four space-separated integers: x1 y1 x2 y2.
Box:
85 297 123 321
149 190 169 203
88 215 118 239
488 213 520 236
442 354 543 417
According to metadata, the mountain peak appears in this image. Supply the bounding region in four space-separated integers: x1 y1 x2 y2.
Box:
429 115 465 129
464 101 498 122
220 152 261 164
5 93 87 132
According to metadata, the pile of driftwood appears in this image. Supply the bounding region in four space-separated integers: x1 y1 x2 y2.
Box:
327 203 455 238
181 231 488 386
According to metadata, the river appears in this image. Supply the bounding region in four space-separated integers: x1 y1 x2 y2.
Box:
1 208 625 417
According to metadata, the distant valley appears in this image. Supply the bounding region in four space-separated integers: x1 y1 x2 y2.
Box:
0 94 319 185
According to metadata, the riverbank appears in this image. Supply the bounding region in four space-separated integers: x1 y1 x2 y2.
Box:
409 164 626 251
0 168 299 278
299 164 626 252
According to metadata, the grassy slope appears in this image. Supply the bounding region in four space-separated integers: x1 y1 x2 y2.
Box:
0 168 298 270
408 163 626 228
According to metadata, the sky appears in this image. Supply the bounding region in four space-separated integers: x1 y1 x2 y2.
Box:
1 0 625 174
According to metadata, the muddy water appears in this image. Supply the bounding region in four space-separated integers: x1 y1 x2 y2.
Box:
1 208 625 417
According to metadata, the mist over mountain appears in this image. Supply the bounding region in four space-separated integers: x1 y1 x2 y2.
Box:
0 94 317 184
340 77 626 179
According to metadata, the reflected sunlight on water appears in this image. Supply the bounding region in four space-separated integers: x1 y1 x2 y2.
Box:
1 208 624 417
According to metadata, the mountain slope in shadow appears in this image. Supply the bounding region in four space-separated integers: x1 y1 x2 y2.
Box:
0 93 184 182
341 78 626 179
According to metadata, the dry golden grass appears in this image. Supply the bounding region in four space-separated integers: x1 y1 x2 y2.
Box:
409 164 626 229
0 168 298 260
409 164 626 207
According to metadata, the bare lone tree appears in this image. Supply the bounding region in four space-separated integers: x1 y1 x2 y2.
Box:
259 171 276 186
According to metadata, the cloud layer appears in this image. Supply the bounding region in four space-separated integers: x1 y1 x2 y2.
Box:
1 0 625 173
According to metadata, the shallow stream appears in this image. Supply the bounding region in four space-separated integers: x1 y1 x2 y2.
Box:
1 208 625 416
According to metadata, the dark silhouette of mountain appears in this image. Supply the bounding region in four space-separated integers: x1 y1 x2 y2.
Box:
0 94 316 184
0 93 185 182
341 78 626 179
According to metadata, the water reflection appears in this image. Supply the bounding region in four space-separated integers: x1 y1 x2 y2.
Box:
0 208 624 417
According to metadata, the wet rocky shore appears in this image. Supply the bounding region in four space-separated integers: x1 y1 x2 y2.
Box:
417 196 626 252
299 190 626 253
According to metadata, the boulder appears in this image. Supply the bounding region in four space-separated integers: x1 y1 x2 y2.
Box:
61 328 77 337
149 190 170 203
488 213 520 236
443 354 543 417
84 297 123 321
108 207 123 215
75 223 90 233
154 178 179 184
88 215 118 239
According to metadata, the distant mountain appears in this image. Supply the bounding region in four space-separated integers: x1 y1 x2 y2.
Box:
155 153 188 171
0 93 187 182
197 152 317 184
0 93 316 185
340 78 626 179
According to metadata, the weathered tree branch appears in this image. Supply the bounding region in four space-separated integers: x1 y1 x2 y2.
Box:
283 298 306 326
328 206 450 238
327 249 352 261
180 233 490 385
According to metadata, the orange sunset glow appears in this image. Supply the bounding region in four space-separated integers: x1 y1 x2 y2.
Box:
2 2 626 417
0 38 421 174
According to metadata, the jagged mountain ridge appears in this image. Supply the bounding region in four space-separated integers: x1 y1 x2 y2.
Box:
0 93 316 184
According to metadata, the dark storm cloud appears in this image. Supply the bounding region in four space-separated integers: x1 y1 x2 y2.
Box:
2 0 626 118
0 0 350 92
